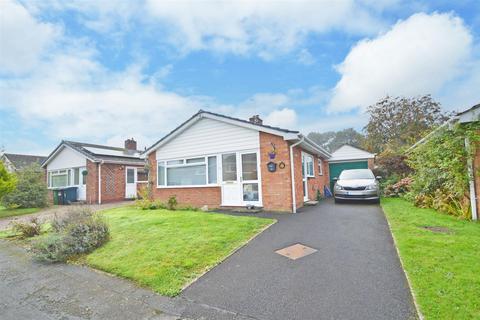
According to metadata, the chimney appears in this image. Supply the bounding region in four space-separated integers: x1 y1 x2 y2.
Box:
125 138 137 151
249 115 263 125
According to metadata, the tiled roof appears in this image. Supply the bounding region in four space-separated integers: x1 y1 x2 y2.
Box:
2 153 47 170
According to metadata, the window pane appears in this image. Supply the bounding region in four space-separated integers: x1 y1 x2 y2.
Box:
167 165 206 186
186 157 205 164
242 153 257 181
67 169 71 186
52 174 67 188
208 156 217 184
222 153 237 181
158 162 165 186
47 172 51 187
167 160 183 165
243 183 259 201
318 159 323 175
81 168 86 185
74 168 80 185
127 168 135 183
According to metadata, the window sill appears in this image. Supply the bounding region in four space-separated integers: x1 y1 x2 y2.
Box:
156 185 220 189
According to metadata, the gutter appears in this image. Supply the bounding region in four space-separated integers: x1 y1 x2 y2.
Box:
290 137 304 213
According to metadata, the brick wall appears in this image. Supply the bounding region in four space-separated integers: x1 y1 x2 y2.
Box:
306 157 330 201
259 132 293 212
86 160 99 204
147 153 221 208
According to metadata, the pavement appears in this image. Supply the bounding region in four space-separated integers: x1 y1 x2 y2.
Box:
0 200 417 320
182 200 417 320
0 201 132 231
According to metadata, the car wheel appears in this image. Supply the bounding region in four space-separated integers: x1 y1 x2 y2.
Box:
334 198 340 204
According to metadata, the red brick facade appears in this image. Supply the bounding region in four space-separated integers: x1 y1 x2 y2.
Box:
45 160 143 205
259 132 293 211
146 153 221 208
146 133 330 213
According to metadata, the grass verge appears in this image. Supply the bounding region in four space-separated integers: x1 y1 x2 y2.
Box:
0 206 41 219
382 198 480 320
86 207 274 296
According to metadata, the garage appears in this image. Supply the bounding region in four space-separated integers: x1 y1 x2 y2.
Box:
328 145 375 190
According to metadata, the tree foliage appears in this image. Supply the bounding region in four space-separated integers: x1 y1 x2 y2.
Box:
363 95 449 153
2 164 48 208
407 122 480 218
308 128 365 152
0 162 16 200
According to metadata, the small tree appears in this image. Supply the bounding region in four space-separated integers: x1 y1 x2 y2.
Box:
308 128 365 152
2 164 48 208
0 162 16 200
363 95 449 153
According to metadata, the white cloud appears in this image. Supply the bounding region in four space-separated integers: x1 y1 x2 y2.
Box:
327 12 473 112
102 0 384 59
265 108 298 128
0 0 60 74
298 49 316 65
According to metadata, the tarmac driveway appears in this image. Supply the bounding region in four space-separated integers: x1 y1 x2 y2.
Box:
182 200 417 320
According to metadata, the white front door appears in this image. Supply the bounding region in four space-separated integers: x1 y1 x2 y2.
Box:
78 167 87 201
302 154 308 201
221 153 242 206
125 167 137 199
221 152 261 207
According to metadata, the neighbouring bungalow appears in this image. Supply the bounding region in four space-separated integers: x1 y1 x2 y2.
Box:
1 153 47 173
42 139 146 204
327 145 375 190
143 110 331 213
410 103 479 220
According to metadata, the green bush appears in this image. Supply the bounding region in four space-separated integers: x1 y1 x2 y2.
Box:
31 234 68 262
2 164 48 208
167 195 178 210
0 162 16 200
135 199 167 210
32 208 109 262
407 121 479 218
11 217 41 238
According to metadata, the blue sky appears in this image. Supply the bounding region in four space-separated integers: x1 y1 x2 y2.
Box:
1 0 479 155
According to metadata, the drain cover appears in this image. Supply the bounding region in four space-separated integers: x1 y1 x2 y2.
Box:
275 243 317 260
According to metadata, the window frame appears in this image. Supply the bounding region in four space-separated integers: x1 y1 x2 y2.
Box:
157 155 219 188
47 167 85 189
302 152 315 178
318 158 323 176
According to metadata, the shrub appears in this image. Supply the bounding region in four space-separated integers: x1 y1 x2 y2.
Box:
167 195 178 210
383 177 413 197
135 199 166 210
407 121 479 218
32 208 109 262
31 234 68 262
0 162 16 200
2 164 48 208
11 217 42 238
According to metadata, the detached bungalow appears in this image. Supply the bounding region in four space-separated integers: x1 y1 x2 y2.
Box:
42 139 146 204
143 110 331 213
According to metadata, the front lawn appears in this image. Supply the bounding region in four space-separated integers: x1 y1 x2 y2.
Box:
0 206 41 219
86 207 274 296
382 198 480 320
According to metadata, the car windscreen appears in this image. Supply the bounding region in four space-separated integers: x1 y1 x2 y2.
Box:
339 169 374 180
